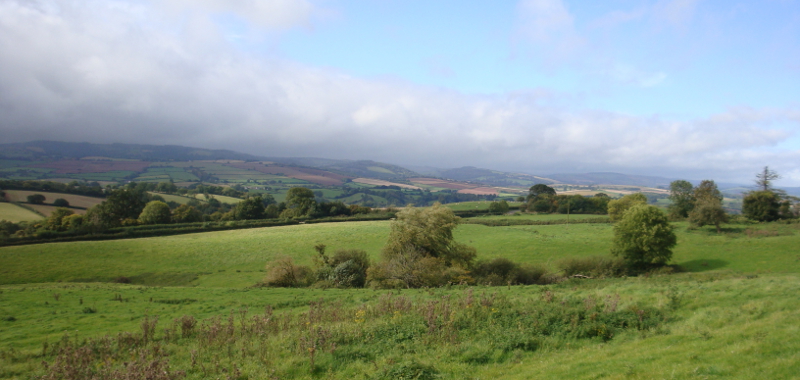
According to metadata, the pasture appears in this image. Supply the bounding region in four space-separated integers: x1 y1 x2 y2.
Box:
2 190 103 209
2 215 800 379
0 203 42 222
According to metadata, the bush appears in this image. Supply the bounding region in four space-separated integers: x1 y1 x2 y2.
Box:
264 257 312 287
607 193 647 222
611 205 676 268
472 258 550 285
557 256 628 278
52 198 70 207
742 190 781 222
27 194 46 204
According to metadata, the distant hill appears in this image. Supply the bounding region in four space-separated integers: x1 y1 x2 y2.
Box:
0 141 264 162
435 166 556 187
544 172 675 188
321 160 420 180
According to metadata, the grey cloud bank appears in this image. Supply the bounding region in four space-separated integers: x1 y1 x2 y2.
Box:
0 1 798 185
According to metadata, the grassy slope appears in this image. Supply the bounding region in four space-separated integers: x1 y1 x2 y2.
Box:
2 190 103 209
0 202 43 222
1 273 797 379
2 217 800 379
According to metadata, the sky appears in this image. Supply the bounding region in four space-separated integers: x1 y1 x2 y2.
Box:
0 0 799 185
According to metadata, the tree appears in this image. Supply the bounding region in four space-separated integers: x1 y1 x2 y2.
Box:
688 180 728 232
611 205 677 268
43 208 75 231
607 193 647 222
527 184 556 201
286 187 316 216
667 180 694 218
172 204 203 223
234 196 266 220
743 191 781 222
383 204 475 266
755 166 780 192
52 198 70 207
27 194 46 204
488 200 510 214
138 201 172 225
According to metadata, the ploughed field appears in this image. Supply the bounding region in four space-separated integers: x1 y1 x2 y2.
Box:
1 215 799 379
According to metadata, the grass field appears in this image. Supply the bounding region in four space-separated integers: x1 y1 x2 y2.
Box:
2 190 103 209
2 216 800 379
0 203 43 222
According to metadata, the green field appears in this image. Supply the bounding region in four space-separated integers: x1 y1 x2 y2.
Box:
2 217 800 379
0 202 43 222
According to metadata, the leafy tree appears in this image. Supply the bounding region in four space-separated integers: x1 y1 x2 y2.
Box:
286 187 316 216
527 184 556 201
43 208 75 231
52 198 70 207
688 180 727 232
171 204 203 223
488 200 510 214
743 191 781 222
667 180 694 218
611 205 677 268
138 201 172 225
607 193 647 222
234 196 266 220
27 194 46 204
383 203 475 267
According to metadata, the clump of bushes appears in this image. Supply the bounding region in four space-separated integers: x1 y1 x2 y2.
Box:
557 256 629 278
472 258 551 285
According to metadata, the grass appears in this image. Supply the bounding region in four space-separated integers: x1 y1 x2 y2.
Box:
2 217 800 379
2 190 103 209
0 203 43 222
1 272 798 379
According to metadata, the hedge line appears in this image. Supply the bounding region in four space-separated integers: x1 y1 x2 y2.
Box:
463 217 611 227
0 213 396 247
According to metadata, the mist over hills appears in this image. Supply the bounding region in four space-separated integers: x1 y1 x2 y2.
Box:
5 141 794 195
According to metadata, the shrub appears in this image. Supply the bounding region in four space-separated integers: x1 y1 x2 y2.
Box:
264 257 312 287
557 256 628 278
27 193 46 204
52 198 70 207
472 258 550 285
742 190 781 222
611 205 676 268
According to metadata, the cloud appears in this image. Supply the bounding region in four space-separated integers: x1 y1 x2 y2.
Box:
513 0 585 64
651 0 700 30
158 0 320 31
0 0 798 184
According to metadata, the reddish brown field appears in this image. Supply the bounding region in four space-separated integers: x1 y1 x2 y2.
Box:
458 187 498 195
225 162 350 186
31 160 150 174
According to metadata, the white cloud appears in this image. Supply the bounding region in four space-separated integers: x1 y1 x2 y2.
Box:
514 0 585 63
0 0 798 184
159 0 319 30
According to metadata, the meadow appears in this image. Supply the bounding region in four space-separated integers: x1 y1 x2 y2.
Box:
1 214 800 379
0 203 42 222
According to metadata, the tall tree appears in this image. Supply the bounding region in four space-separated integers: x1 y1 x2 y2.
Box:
688 180 728 233
755 166 780 192
607 193 647 222
286 187 317 216
527 184 556 201
667 180 695 218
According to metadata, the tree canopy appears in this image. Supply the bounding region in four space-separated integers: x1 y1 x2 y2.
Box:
611 204 676 267
607 193 647 222
667 180 694 218
527 184 556 201
138 201 172 225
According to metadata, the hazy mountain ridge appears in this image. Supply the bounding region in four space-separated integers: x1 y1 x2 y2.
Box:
2 141 785 193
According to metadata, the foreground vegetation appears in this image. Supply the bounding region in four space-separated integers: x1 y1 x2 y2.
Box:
1 272 798 379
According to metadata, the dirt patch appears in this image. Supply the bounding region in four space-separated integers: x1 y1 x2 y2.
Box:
225 162 350 186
